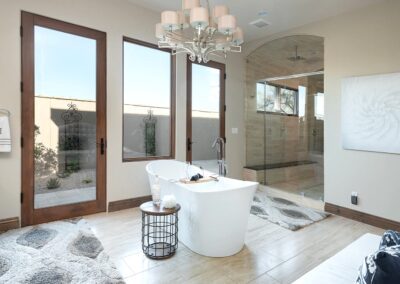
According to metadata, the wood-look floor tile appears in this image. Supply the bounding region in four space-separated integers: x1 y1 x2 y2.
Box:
84 207 384 284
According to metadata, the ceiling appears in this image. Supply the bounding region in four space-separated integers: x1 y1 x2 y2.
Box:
248 35 324 79
126 0 384 42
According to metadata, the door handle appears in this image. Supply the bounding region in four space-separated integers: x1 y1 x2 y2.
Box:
98 138 105 155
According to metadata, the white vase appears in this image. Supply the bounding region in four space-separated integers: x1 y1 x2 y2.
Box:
151 176 161 206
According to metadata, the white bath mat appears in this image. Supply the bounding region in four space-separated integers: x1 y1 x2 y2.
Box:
0 218 124 283
251 190 330 231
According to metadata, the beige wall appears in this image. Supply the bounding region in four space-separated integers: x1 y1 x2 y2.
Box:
0 0 246 220
246 0 400 221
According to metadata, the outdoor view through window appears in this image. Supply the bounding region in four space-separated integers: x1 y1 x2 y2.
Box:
123 39 172 160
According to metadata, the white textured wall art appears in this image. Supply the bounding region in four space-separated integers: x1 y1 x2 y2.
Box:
342 72 400 154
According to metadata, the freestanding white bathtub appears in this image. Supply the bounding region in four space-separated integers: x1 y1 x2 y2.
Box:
146 160 258 257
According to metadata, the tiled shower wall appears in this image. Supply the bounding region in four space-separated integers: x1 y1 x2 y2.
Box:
245 59 324 167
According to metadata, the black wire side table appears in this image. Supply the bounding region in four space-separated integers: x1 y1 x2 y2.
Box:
140 201 181 260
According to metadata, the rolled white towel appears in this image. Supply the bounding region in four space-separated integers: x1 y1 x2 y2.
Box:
0 116 11 152
162 195 177 209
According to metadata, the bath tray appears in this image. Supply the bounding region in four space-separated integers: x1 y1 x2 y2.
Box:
179 177 215 184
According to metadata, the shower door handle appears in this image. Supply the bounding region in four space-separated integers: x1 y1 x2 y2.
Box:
97 138 105 155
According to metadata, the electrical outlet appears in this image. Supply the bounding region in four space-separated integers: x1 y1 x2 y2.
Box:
351 192 358 205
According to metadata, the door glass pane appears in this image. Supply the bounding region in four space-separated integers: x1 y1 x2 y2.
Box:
191 64 220 173
34 26 97 209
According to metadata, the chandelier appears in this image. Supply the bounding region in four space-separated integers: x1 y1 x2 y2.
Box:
155 0 244 63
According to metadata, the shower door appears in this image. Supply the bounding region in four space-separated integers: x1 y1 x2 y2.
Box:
21 12 107 226
258 75 324 201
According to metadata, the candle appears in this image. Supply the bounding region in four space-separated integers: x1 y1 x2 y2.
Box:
218 14 236 34
183 0 200 11
151 184 161 206
232 27 244 45
213 5 229 19
155 23 165 39
190 7 209 29
161 10 179 30
177 10 189 29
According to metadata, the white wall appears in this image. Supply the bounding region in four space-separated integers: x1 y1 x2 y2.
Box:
0 0 246 220
246 0 400 221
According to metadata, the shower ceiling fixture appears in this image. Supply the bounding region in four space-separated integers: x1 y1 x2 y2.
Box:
288 45 306 62
155 0 244 63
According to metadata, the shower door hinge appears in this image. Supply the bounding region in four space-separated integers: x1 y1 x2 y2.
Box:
20 137 23 148
20 192 24 204
20 26 23 37
20 82 23 93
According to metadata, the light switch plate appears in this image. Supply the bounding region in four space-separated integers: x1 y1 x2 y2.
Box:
231 128 238 134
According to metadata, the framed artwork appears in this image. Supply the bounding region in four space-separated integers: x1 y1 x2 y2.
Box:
342 72 400 154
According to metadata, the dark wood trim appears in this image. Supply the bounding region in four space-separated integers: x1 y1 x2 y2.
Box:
325 203 400 231
0 217 20 233
108 195 152 212
21 11 107 226
186 58 192 162
122 37 176 162
21 11 35 227
186 58 226 162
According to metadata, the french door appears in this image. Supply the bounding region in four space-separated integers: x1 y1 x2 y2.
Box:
21 12 107 226
186 59 225 173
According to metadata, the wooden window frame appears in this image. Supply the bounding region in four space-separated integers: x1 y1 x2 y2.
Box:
122 37 176 162
21 11 107 226
186 58 226 162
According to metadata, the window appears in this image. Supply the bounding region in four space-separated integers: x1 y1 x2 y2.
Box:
123 37 175 161
256 83 298 115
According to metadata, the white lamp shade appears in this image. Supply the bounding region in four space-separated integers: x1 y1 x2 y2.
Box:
232 27 244 45
155 23 165 39
213 5 229 19
177 10 189 28
218 14 237 34
183 0 200 10
161 10 179 30
190 7 209 29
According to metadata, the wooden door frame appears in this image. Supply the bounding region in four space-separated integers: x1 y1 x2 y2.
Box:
186 58 226 162
21 11 107 226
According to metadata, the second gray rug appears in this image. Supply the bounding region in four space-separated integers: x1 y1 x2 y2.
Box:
251 191 329 231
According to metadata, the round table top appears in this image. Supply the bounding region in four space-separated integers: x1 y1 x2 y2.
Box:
140 201 181 216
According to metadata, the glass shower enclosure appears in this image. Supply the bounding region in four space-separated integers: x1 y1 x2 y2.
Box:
254 74 324 200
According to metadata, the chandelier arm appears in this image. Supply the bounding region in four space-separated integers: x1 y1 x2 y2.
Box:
172 46 196 58
166 30 194 42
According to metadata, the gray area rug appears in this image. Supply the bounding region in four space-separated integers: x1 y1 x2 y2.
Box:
0 218 124 283
251 191 330 231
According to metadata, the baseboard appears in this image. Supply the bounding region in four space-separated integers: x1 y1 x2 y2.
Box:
0 217 20 232
108 195 152 212
325 203 400 231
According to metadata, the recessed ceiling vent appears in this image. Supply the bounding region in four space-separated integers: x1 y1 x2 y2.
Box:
249 19 270 29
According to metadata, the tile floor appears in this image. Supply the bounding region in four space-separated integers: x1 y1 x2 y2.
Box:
85 207 383 283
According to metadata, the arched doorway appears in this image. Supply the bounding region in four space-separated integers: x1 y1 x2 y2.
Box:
244 35 325 204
